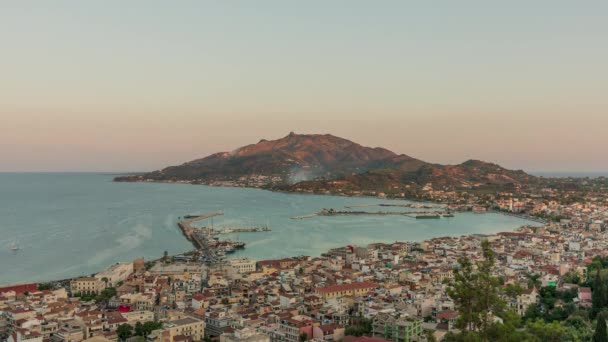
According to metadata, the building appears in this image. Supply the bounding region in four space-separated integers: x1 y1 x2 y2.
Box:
9 329 43 342
95 262 134 288
204 312 233 337
515 288 539 316
148 317 205 342
372 314 423 342
54 321 85 342
315 282 377 300
70 278 103 294
221 328 270 342
133 258 146 273
121 310 155 326
313 323 345 341
228 258 257 274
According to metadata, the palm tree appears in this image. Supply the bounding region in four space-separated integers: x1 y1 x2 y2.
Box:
526 273 541 289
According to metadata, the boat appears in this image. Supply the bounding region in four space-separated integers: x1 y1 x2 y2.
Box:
415 214 441 219
442 213 455 218
9 242 20 251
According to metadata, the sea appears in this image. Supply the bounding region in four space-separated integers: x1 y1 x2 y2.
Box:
0 173 541 285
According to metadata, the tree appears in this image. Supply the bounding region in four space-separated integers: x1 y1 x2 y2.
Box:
504 283 523 298
525 319 571 342
37 283 53 291
447 256 478 332
593 269 608 318
447 240 505 341
563 270 582 285
134 322 144 337
525 273 541 289
142 321 163 336
95 287 116 303
299 333 308 342
117 324 133 341
594 313 608 342
476 240 505 338
163 250 169 262
345 318 372 337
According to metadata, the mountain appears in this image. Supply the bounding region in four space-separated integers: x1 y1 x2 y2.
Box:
114 132 535 192
114 132 407 183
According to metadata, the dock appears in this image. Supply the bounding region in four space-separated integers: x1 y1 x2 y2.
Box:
213 226 271 234
291 213 318 220
299 208 453 219
345 203 445 209
177 212 248 264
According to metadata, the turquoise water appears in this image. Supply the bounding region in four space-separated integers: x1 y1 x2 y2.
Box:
0 173 539 285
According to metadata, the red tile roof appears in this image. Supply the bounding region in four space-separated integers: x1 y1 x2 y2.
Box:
0 283 37 294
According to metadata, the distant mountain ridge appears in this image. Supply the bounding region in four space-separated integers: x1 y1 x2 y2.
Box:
114 132 535 192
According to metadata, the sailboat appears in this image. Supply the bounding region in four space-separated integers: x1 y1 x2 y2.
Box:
9 242 20 251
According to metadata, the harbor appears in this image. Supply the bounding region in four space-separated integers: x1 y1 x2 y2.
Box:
177 212 272 264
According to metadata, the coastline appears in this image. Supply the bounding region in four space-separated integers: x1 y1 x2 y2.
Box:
113 178 444 205
1 175 544 286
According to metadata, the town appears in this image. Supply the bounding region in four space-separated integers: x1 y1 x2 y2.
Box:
3 189 608 342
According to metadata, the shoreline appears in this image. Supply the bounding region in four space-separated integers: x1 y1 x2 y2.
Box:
1 179 544 287
4 215 542 288
113 178 447 206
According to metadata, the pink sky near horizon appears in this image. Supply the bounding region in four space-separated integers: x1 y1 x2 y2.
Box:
2 2 607 172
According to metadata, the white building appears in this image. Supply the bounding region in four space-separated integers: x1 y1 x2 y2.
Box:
95 262 134 288
228 258 256 274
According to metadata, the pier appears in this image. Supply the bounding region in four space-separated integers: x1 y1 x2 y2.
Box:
291 213 318 220
293 208 452 219
213 226 271 234
177 212 248 264
345 203 445 209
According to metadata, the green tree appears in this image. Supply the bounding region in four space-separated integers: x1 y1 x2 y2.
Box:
563 270 582 285
593 269 608 318
37 283 53 291
447 256 479 332
476 240 505 338
134 322 144 337
447 240 505 341
525 273 541 289
522 304 542 322
594 313 608 342
95 287 116 303
142 321 163 336
504 283 523 298
117 323 133 341
525 319 571 342
299 333 308 342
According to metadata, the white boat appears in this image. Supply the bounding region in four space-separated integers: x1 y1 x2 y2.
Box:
9 242 20 251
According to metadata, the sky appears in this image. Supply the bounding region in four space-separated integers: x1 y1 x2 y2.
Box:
1 1 607 173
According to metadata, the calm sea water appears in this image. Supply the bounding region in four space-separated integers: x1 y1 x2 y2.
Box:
0 173 539 285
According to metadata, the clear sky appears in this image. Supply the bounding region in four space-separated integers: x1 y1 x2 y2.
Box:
2 1 607 172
